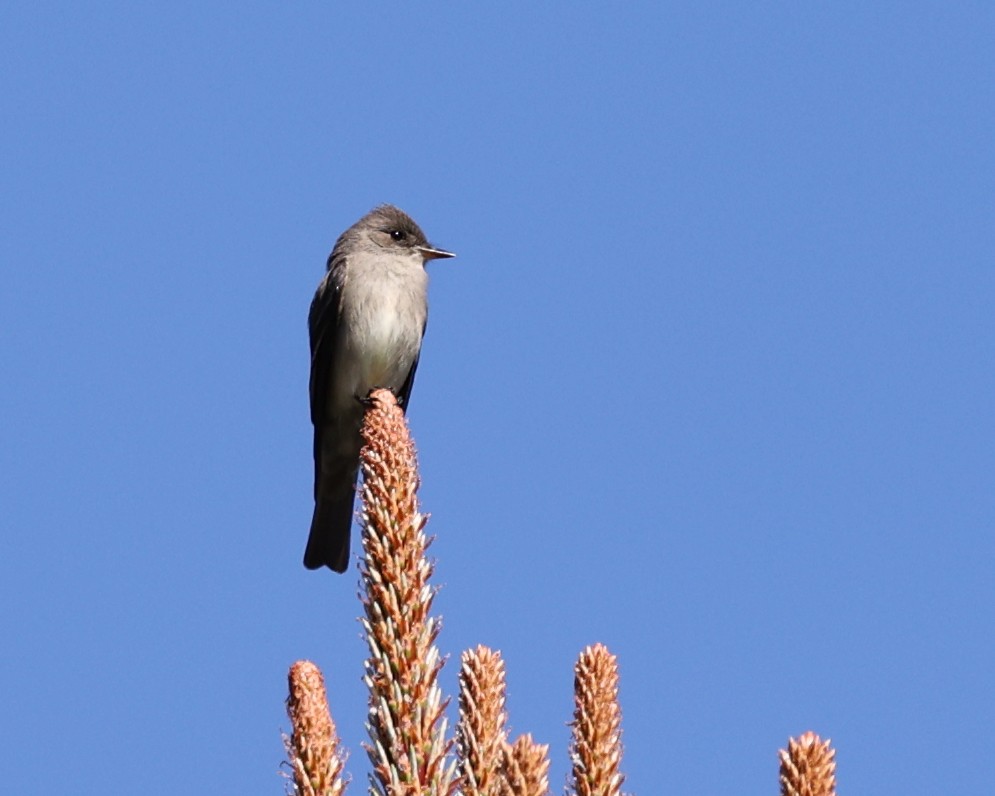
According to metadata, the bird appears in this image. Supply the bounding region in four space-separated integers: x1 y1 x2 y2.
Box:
304 205 455 572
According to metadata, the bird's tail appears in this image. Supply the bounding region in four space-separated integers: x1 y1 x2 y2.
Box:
304 489 356 573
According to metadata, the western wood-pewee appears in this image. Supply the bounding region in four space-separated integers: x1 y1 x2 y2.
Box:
305 205 454 572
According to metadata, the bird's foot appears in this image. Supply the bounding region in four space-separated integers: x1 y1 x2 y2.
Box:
356 387 403 407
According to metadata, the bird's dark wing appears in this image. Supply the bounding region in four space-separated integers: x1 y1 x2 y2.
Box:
308 264 345 502
308 267 342 429
395 319 426 413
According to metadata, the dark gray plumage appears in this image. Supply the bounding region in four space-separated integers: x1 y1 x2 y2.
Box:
305 205 454 572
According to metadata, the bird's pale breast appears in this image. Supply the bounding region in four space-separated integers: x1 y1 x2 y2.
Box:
335 253 428 405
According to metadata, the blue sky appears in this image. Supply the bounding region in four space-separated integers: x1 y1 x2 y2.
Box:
2 3 993 793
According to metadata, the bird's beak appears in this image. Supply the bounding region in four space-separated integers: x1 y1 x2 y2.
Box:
418 245 456 262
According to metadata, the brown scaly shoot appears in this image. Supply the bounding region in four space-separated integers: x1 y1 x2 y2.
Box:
568 644 624 796
284 660 347 796
779 731 837 796
457 646 509 796
358 389 454 796
499 735 550 796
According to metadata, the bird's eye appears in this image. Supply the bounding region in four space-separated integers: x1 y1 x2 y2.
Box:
390 230 407 242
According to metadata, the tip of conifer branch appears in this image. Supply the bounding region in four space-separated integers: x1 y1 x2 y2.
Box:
284 660 346 796
501 734 551 796
779 731 836 796
570 644 624 796
457 646 509 795
358 388 452 795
